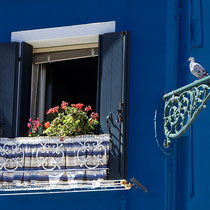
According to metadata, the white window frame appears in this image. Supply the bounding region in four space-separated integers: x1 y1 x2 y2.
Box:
11 21 116 49
12 21 115 122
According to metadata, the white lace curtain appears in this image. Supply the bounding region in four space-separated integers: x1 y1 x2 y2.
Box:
30 63 47 122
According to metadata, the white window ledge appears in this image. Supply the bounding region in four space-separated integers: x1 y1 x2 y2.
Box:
11 21 116 49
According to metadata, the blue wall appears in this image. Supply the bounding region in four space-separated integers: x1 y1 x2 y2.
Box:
0 0 193 210
175 1 210 210
126 0 167 209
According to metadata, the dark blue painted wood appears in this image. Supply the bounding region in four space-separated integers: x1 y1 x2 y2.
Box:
17 42 33 137
0 43 19 138
98 32 129 179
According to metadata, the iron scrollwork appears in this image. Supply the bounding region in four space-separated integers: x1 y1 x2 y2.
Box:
36 141 64 171
77 140 107 169
0 142 24 171
163 83 210 148
0 136 109 172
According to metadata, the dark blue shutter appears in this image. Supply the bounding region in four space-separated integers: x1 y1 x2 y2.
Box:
0 43 19 137
98 32 129 178
17 42 33 137
0 42 32 138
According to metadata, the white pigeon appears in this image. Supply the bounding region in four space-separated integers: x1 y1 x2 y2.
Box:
188 57 210 86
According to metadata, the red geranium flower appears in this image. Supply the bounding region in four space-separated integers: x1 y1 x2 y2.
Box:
61 101 68 107
46 108 53 114
44 122 50 129
54 106 59 112
76 103 84 109
46 106 59 114
90 112 99 121
84 105 92 112
71 104 76 107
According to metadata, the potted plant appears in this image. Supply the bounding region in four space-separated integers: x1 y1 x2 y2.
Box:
27 102 100 138
0 102 110 188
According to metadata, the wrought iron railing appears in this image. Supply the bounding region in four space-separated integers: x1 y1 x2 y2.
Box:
163 76 210 148
0 135 129 195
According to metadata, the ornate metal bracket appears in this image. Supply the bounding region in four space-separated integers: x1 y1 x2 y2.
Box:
163 76 210 148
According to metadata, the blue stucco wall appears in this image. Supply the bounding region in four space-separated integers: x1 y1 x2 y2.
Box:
175 1 210 210
126 0 167 209
0 0 188 210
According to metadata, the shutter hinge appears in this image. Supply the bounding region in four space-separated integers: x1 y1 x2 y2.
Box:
121 31 127 37
116 102 124 123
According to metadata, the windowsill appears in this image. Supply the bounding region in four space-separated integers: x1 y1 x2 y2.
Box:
0 179 128 196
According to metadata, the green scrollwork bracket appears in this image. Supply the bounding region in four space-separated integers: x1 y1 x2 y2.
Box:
163 76 210 148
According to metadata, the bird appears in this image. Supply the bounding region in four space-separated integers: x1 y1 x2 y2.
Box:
188 57 208 79
188 57 210 86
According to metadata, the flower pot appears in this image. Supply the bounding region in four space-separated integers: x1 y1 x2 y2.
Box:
0 134 110 187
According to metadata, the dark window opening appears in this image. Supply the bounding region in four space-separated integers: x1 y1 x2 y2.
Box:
45 57 98 113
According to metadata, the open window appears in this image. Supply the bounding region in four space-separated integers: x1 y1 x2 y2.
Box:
0 28 129 194
30 46 98 121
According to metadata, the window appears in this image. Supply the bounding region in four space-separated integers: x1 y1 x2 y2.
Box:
30 44 98 122
0 28 129 182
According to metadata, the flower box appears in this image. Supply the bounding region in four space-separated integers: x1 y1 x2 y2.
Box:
0 134 109 187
